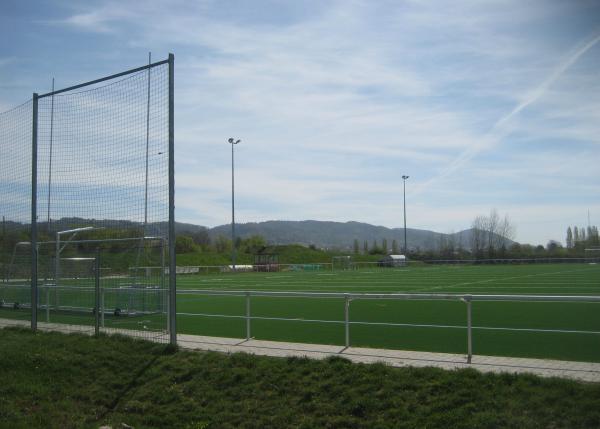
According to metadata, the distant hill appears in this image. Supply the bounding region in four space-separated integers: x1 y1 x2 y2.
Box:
207 220 515 251
6 218 514 251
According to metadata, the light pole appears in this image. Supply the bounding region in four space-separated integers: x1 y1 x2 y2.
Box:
402 175 409 254
228 138 241 271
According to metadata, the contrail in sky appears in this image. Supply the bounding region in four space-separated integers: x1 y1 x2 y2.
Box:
413 30 600 196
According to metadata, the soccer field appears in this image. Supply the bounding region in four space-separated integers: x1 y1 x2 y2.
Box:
1 262 599 362
176 263 600 362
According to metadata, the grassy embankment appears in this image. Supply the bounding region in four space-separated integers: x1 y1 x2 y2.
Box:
1 327 600 428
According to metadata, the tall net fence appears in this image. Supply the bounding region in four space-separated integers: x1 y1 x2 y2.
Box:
0 102 33 325
0 57 175 343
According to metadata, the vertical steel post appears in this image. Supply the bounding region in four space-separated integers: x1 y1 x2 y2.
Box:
246 292 251 340
101 288 105 328
46 286 49 322
402 175 409 254
47 79 54 231
231 142 235 271
466 296 473 363
31 93 38 331
344 295 350 348
168 53 177 346
94 249 100 336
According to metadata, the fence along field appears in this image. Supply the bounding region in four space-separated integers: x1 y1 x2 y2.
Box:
174 261 600 363
0 55 176 343
1 56 599 364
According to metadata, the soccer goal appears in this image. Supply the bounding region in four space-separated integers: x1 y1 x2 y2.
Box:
332 255 353 270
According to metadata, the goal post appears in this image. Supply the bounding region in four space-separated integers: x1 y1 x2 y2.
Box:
585 248 600 264
332 255 353 270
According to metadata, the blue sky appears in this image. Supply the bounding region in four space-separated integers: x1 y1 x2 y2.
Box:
1 0 599 245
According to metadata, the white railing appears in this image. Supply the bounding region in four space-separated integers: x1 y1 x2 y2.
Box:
176 289 600 363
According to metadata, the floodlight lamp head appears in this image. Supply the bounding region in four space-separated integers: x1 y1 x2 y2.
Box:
402 175 409 180
228 137 241 144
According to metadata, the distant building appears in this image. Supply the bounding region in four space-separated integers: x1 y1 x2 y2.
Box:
378 254 407 267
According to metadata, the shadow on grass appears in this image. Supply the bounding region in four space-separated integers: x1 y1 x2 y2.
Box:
94 341 177 424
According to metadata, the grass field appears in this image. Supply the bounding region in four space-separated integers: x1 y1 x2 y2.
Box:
1 262 599 362
2 327 600 429
176 263 600 362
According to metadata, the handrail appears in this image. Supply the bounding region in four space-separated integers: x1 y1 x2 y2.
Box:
176 289 600 303
175 288 600 363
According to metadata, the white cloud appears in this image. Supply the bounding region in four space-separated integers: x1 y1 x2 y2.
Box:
3 0 599 244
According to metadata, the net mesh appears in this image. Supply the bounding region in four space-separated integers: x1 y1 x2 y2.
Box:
0 61 172 342
0 102 32 326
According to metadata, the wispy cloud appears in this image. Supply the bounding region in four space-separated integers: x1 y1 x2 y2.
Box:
2 0 599 245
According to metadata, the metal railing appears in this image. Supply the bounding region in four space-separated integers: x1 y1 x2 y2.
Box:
176 289 600 363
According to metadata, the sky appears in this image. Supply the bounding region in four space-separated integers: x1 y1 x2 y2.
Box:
1 0 599 246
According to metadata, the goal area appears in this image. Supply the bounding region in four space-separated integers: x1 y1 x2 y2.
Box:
332 255 353 270
585 248 600 264
0 55 175 343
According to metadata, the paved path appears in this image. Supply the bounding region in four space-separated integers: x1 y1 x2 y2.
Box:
2 317 599 383
177 334 600 383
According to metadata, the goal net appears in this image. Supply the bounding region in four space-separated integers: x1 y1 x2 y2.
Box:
0 56 174 341
332 255 353 270
585 248 600 264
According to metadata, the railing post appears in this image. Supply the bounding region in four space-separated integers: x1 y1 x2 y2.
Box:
344 294 350 348
465 295 473 363
101 288 105 328
94 249 100 336
246 291 251 340
45 285 49 323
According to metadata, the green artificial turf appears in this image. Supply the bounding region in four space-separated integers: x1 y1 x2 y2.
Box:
175 263 600 362
2 263 599 362
1 327 600 429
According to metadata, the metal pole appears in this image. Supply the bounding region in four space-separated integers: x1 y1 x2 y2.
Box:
31 93 38 331
466 296 473 363
231 141 236 272
47 78 54 232
46 285 49 322
95 249 100 336
402 175 409 254
101 288 105 328
246 291 251 340
168 53 177 346
344 295 350 348
144 52 151 229
227 138 240 272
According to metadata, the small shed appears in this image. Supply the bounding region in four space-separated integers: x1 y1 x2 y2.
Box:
378 254 407 267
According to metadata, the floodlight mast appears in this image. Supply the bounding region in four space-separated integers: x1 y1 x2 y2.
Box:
228 138 241 272
402 175 409 254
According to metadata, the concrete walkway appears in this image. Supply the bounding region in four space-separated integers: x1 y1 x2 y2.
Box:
177 334 600 383
2 317 599 383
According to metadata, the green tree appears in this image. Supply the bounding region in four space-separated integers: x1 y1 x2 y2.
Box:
392 239 398 254
566 227 573 249
190 228 211 250
175 235 195 253
382 238 388 254
353 239 359 254
363 240 368 254
241 235 266 254
215 235 232 253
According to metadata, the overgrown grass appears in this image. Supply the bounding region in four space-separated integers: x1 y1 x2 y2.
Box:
1 327 600 429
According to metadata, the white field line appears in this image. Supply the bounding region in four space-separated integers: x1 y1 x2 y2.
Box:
175 311 600 335
414 267 598 293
